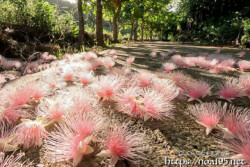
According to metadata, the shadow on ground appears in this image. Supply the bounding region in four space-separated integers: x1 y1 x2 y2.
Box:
103 41 250 83
99 42 250 167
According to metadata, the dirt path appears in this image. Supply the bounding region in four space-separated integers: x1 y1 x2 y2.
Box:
2 42 249 167
101 41 250 96
99 42 250 167
102 41 249 71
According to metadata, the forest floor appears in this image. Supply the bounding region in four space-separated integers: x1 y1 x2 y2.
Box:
2 41 250 167
104 41 250 71
98 41 250 167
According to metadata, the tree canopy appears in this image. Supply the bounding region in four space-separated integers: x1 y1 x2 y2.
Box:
0 0 249 54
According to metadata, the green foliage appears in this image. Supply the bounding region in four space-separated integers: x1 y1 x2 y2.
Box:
168 0 250 45
117 0 172 40
0 0 78 42
1 0 248 48
192 14 242 44
242 18 250 44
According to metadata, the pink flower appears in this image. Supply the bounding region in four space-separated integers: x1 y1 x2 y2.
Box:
236 51 246 57
109 49 116 55
221 106 250 139
142 89 173 121
41 52 57 61
43 69 66 89
116 87 144 117
209 66 221 73
24 59 44 74
168 50 175 55
66 53 84 62
110 67 131 76
239 74 250 96
12 60 22 70
176 88 187 100
160 52 168 58
150 52 157 58
8 82 47 106
113 55 118 60
220 59 235 67
97 126 146 165
103 57 115 68
238 60 250 71
45 104 65 122
43 112 103 166
61 66 75 81
4 28 14 33
117 87 173 121
37 98 67 124
222 133 250 164
77 72 94 86
96 57 104 65
164 71 191 91
211 65 236 73
60 63 88 80
171 55 184 67
130 71 154 88
1 105 28 125
186 80 212 102
215 50 220 54
70 90 94 115
28 82 47 100
126 57 135 65
15 117 48 148
92 75 124 101
0 56 22 70
65 53 71 61
8 87 33 106
182 57 196 67
67 112 103 140
87 59 100 70
197 58 213 68
138 72 153 87
163 62 177 72
188 102 225 135
84 52 97 61
0 152 25 167
217 78 242 101
0 122 18 152
37 63 50 71
151 78 179 101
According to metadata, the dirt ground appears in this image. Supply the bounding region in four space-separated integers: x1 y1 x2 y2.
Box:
99 42 250 167
2 42 250 167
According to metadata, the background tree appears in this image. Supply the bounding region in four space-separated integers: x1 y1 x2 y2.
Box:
96 0 104 46
1 0 249 52
77 0 85 49
119 1 134 40
104 0 128 42
176 0 250 44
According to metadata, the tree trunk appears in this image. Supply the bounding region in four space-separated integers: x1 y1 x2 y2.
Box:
150 29 153 41
77 0 85 50
161 29 163 41
134 19 138 41
130 20 134 41
236 25 244 45
113 3 122 43
96 0 104 46
165 31 168 41
141 21 144 41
